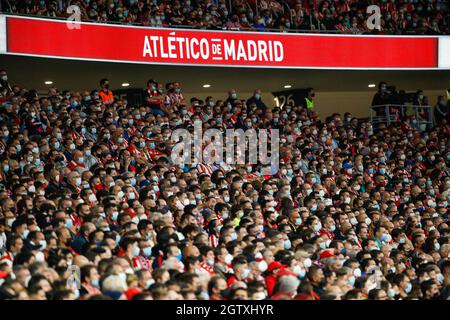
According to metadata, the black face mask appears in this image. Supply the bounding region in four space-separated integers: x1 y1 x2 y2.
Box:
220 288 230 299
104 84 110 90
111 246 120 256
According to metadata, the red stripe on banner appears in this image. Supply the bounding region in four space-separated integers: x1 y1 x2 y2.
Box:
5 15 440 69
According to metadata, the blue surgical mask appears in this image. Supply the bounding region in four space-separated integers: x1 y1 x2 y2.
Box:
313 222 322 232
65 218 73 228
132 247 140 257
284 239 292 250
143 247 152 257
405 283 412 293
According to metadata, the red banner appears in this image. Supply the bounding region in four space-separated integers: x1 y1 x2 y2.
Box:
1 15 442 69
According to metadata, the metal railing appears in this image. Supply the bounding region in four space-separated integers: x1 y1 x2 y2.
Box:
370 104 434 130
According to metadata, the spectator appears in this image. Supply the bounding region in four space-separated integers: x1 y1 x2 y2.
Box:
2 0 448 34
0 71 448 301
434 95 449 125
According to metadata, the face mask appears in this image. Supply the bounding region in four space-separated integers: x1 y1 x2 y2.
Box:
35 251 45 262
65 218 73 228
27 184 36 193
353 268 362 278
405 283 412 293
303 258 312 268
284 239 292 250
241 268 251 279
434 242 440 251
22 229 30 240
88 194 97 202
75 177 82 186
348 275 356 286
388 288 396 298
132 247 140 257
295 217 302 226
313 222 322 232
39 240 47 250
253 292 266 300
91 278 100 288
365 217 372 225
129 192 136 200
143 247 152 257
224 253 233 265
131 216 139 225
111 211 119 221
319 242 327 249
381 234 391 242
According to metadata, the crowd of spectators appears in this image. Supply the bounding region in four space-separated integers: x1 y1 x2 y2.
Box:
0 69 449 300
0 0 448 34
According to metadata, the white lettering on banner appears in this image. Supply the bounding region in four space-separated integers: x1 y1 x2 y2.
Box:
142 35 284 63
191 38 200 59
167 37 176 58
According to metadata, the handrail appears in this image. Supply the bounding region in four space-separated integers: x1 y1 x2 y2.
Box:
370 104 434 129
371 104 432 109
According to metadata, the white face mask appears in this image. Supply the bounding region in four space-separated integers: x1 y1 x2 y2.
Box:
258 260 268 272
224 254 233 265
88 194 97 202
34 251 45 262
131 216 139 225
303 258 312 268
253 292 267 300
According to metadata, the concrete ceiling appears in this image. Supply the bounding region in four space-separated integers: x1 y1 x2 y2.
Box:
2 55 450 94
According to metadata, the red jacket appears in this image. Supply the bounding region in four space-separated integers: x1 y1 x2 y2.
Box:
265 274 277 297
